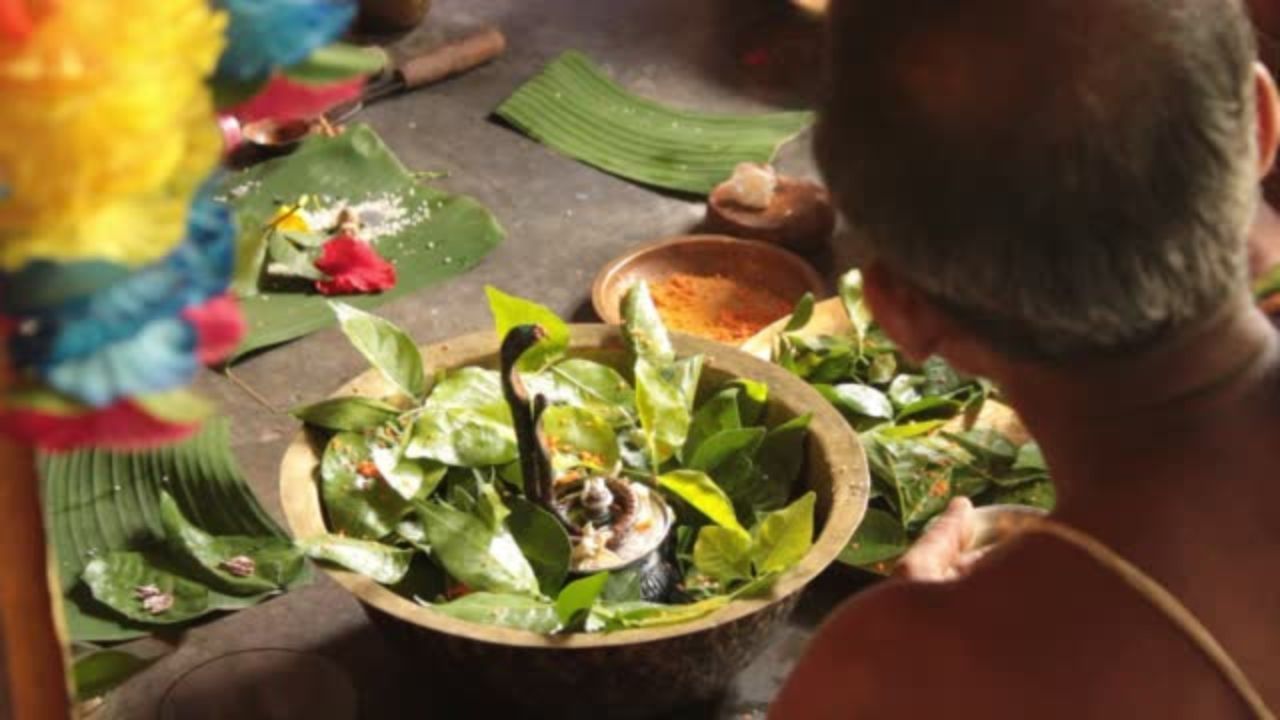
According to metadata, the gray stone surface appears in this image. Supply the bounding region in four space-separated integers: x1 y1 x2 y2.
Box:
12 1 875 717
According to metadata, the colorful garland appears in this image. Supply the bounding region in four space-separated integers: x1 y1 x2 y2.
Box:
0 0 364 451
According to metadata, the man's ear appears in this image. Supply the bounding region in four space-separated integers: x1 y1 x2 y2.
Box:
1255 62 1280 180
861 261 1000 377
861 261 944 363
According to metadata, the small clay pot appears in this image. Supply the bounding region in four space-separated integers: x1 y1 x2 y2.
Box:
358 0 431 33
703 176 836 255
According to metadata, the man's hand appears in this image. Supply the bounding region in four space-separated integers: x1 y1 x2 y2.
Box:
894 497 988 582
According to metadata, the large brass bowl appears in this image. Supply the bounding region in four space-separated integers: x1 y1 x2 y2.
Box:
280 324 868 718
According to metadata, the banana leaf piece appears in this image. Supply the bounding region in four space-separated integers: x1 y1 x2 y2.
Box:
40 419 310 642
223 124 504 360
496 51 813 195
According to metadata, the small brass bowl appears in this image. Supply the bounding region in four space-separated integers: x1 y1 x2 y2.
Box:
591 234 828 331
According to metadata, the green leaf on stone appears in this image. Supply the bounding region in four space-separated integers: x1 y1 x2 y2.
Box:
300 534 413 585
291 396 401 432
331 302 427 400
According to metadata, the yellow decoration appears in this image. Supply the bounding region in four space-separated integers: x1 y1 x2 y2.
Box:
0 106 221 269
0 0 226 235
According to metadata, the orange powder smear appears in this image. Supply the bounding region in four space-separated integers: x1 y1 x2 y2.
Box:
650 273 794 343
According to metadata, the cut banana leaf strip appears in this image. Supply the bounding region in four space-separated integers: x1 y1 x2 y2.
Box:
496 51 814 195
224 125 505 360
41 419 310 642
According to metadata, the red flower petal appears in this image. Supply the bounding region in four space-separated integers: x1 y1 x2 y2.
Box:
228 75 365 124
183 294 246 365
313 234 397 296
0 0 37 43
0 402 200 453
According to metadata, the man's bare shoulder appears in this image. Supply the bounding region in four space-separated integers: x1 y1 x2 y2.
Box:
771 536 1223 719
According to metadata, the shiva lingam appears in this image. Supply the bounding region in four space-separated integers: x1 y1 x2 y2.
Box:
500 325 678 601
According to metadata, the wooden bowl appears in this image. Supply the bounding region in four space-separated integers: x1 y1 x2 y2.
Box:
592 235 828 329
280 324 868 718
703 177 836 255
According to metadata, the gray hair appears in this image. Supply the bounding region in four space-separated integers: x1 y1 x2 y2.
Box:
818 0 1259 360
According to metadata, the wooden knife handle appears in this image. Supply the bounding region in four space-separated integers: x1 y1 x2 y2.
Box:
398 27 506 89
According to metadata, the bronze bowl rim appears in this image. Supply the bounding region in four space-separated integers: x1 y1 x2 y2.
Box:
279 323 868 649
591 234 830 327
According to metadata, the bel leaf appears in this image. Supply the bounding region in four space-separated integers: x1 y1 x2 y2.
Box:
820 384 894 423
751 492 816 576
622 281 675 364
692 525 753 584
524 359 636 427
748 414 812 513
592 596 730 631
683 387 742 461
838 270 874 348
430 593 560 633
507 497 572 596
555 572 610 627
689 428 765 474
658 470 746 535
331 302 427 400
783 293 815 333
838 507 908 570
538 405 621 475
635 358 693 467
159 493 303 596
485 286 569 372
300 535 413 585
291 396 401 432
81 554 213 626
419 501 540 596
320 432 410 540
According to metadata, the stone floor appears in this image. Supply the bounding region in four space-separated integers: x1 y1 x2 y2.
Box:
6 1 875 717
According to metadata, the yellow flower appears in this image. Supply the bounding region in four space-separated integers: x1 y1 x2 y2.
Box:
0 0 226 236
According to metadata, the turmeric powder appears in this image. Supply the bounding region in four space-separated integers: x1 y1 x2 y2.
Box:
650 273 793 343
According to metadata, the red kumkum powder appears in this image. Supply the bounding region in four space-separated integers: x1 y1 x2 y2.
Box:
649 273 794 343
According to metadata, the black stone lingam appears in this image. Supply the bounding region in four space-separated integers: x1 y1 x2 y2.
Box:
499 324 677 600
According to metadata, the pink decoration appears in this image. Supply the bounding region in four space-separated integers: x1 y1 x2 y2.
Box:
0 401 200 453
226 75 364 124
183 294 246 364
313 234 397 296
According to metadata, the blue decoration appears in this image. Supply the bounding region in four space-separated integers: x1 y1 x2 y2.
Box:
6 183 235 405
46 319 199 407
214 0 357 83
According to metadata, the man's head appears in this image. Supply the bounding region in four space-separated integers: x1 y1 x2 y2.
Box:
819 0 1275 365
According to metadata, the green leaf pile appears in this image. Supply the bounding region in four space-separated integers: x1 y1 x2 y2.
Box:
773 270 1056 574
41 420 310 642
496 51 813 195
294 287 820 634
